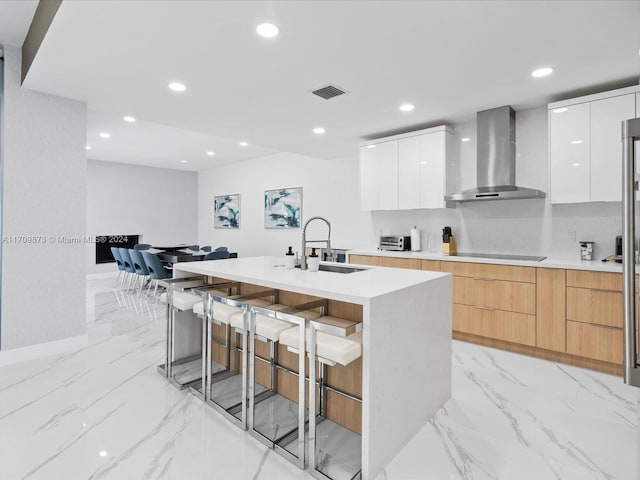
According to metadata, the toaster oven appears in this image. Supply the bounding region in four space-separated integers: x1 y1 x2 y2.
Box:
379 235 411 251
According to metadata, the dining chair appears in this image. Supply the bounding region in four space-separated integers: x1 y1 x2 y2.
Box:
204 251 230 260
110 247 126 288
119 248 137 291
134 243 152 250
141 251 173 299
201 246 212 252
129 249 150 296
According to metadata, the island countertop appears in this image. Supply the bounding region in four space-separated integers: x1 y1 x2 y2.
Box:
172 255 449 305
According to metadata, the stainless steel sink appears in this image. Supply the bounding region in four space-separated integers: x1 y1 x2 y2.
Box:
295 264 367 274
319 264 366 274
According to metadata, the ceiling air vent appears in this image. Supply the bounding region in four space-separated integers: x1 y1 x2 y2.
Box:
311 84 348 100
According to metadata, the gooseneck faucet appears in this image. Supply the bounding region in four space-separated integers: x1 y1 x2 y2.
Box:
300 216 332 270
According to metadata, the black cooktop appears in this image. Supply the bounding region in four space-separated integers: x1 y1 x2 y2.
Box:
454 252 547 262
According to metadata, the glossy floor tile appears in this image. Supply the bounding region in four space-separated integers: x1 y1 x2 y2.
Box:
0 276 637 480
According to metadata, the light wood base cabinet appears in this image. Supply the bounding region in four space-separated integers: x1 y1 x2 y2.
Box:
453 304 536 346
536 268 566 352
348 255 625 373
566 321 623 364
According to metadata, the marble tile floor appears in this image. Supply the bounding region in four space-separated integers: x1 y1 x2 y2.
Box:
0 276 637 480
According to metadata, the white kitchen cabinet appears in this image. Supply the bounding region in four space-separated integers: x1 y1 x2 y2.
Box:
359 140 398 210
398 127 453 209
591 94 636 202
549 102 590 204
549 85 639 204
361 125 454 211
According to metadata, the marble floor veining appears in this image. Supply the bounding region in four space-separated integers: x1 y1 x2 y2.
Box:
0 276 638 480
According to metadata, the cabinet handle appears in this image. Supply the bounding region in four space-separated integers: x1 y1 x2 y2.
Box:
588 288 622 294
473 277 496 281
473 306 495 311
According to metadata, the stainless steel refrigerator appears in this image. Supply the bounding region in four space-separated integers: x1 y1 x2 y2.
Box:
621 117 640 479
622 117 640 388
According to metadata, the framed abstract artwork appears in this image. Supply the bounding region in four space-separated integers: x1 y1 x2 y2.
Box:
214 194 240 228
264 187 302 228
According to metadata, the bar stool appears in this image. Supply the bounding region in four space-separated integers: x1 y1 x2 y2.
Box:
157 275 208 389
247 301 327 469
310 319 362 480
193 288 288 429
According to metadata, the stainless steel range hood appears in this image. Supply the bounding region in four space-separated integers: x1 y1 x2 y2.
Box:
445 106 545 202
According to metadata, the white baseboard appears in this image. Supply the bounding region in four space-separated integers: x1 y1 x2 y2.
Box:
0 333 89 367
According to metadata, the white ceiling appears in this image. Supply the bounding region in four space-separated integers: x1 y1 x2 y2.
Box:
0 0 37 47
17 0 640 171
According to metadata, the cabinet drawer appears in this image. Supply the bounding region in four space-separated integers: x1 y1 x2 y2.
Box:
453 276 535 314
349 255 381 267
566 320 623 364
441 262 535 283
452 304 536 346
567 287 623 328
566 270 622 291
381 257 420 270
421 260 441 272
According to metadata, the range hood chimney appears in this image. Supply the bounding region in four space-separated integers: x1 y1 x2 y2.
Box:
445 106 545 202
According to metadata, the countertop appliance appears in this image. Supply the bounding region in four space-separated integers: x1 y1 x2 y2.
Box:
379 235 411 251
445 106 546 202
324 248 349 263
621 117 640 387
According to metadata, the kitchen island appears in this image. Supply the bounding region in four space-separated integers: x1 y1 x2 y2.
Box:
172 255 452 480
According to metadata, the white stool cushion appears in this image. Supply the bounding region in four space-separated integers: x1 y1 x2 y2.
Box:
193 298 273 322
159 291 201 311
280 326 362 366
229 304 290 341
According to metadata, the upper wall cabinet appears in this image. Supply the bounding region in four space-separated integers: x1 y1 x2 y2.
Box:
359 140 398 210
360 126 455 211
549 86 638 204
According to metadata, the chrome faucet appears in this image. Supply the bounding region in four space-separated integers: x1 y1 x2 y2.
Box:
301 216 332 270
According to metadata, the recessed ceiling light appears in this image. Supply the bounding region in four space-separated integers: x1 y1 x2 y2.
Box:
399 103 415 112
85 145 91 150
180 160 188 164
461 137 471 142
313 127 325 134
206 151 215 156
571 140 583 144
168 82 186 92
256 23 279 38
572 162 581 167
366 145 376 149
532 67 553 78
123 116 136 123
552 107 568 113
239 141 248 147
99 132 110 139
420 161 428 165
99 451 107 457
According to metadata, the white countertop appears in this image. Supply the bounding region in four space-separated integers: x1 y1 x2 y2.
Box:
348 249 624 273
172 255 449 304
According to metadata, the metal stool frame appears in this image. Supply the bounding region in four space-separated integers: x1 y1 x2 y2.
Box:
248 299 328 469
308 319 364 480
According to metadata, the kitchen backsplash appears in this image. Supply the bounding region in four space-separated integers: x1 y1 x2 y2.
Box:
371 201 622 261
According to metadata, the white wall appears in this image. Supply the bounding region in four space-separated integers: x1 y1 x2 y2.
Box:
1 46 87 350
198 152 373 257
198 106 622 262
86 160 198 273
